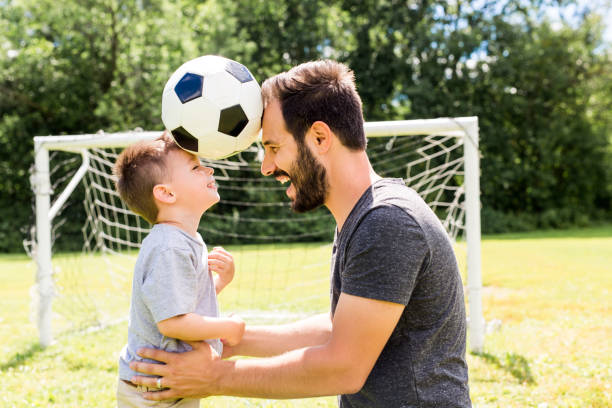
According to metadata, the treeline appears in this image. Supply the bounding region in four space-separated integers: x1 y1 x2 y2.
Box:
1 0 611 252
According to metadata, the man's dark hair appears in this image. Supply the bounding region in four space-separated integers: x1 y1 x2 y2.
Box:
261 60 366 150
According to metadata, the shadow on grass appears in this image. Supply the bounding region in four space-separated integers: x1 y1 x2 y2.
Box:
472 351 536 385
0 342 45 372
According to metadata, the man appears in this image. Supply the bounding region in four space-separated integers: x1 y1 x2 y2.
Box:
130 60 471 407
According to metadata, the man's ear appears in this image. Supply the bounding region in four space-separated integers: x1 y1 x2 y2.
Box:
153 184 176 204
308 121 333 154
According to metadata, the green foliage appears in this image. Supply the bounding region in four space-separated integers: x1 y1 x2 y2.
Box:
482 207 538 234
0 0 199 251
477 10 612 226
1 0 611 251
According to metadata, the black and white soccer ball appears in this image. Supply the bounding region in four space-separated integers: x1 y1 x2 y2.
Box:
161 55 263 159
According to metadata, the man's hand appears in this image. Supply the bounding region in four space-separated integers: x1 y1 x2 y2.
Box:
129 341 221 400
221 315 245 346
208 246 235 293
221 343 237 359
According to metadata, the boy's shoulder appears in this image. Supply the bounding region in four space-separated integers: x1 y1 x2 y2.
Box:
134 224 205 280
140 224 204 257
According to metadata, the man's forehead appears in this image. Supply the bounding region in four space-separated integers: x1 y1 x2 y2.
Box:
262 100 289 145
262 129 291 147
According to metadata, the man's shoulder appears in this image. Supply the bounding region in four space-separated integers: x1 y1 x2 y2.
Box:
370 178 427 210
353 179 423 227
349 178 452 249
357 203 420 234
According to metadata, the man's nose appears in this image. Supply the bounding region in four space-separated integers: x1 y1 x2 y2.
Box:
260 153 275 176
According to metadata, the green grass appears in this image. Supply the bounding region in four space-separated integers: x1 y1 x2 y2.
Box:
1 226 611 407
468 225 612 407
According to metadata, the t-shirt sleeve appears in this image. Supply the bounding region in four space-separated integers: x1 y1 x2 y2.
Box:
141 247 198 323
341 205 430 305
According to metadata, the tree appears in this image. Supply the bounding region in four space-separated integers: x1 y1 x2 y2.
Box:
1 0 610 251
474 4 612 229
0 0 198 251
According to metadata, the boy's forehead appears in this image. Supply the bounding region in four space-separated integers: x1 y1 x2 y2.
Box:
169 147 199 163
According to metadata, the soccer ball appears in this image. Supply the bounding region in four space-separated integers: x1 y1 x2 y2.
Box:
161 55 263 159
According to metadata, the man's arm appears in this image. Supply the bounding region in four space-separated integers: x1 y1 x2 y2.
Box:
130 292 404 400
157 313 245 346
224 313 332 358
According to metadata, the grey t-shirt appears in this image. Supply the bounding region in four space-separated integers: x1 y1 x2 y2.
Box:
118 223 222 381
331 178 471 408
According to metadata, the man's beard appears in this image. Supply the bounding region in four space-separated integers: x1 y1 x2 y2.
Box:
275 142 329 213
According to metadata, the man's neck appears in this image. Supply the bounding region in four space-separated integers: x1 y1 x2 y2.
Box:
325 151 381 232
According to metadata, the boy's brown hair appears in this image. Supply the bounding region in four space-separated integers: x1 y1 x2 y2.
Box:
113 131 182 224
261 60 366 150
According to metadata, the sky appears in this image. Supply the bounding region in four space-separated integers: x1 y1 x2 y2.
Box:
553 0 612 43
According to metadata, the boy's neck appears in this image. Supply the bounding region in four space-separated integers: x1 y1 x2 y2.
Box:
156 211 202 238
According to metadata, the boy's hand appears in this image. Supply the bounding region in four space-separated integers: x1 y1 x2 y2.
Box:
221 315 245 347
208 246 235 292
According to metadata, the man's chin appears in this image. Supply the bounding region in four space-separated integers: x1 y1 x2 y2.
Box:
290 204 307 214
290 197 324 213
290 197 306 213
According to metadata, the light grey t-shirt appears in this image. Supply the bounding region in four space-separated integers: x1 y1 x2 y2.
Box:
118 223 222 381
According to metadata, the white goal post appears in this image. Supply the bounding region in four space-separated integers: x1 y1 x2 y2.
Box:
31 117 484 352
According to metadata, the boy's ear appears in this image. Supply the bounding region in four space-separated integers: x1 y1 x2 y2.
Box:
153 184 176 204
307 121 333 154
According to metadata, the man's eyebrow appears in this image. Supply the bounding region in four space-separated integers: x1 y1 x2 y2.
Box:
262 140 278 146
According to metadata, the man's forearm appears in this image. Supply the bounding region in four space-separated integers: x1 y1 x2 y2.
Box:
213 296 401 399
231 313 332 357
215 343 359 398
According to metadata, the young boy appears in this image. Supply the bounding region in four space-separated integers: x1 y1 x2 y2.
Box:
113 132 245 407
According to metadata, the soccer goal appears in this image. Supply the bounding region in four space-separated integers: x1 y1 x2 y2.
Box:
28 117 484 352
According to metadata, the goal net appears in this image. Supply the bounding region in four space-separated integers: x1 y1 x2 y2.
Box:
27 118 483 351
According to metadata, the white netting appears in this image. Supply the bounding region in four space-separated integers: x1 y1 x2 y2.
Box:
27 129 468 333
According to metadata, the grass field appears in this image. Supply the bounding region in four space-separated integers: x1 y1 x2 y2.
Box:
1 226 610 407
